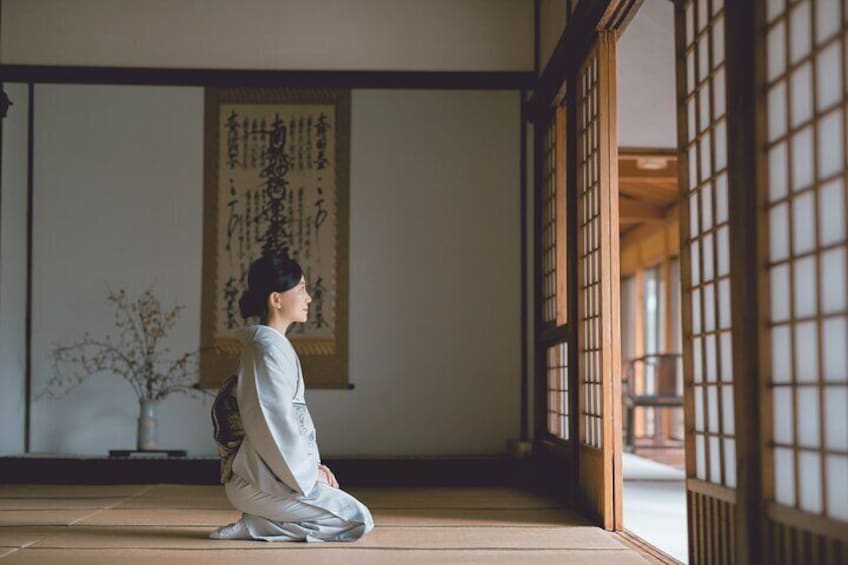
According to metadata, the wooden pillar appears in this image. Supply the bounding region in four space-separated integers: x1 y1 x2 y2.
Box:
725 1 763 562
633 267 645 437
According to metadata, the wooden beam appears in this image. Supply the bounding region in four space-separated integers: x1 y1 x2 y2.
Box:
620 204 679 267
619 182 678 205
25 84 34 453
620 197 665 222
0 65 534 90
528 0 616 121
619 175 676 186
533 109 548 443
0 455 535 487
618 150 679 207
618 158 678 180
619 146 678 157
598 32 623 533
520 90 528 442
725 1 763 563
601 0 645 37
566 57 581 510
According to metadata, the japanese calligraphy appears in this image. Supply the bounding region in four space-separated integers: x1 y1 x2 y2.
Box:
214 102 338 341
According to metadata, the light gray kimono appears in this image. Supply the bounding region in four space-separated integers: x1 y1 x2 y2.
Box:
223 324 373 542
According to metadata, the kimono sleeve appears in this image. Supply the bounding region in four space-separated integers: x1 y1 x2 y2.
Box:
237 342 318 496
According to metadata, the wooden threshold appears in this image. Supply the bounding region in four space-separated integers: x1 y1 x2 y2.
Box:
617 528 684 565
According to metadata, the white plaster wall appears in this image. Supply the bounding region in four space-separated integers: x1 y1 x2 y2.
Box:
0 0 533 72
29 84 207 456
311 89 521 455
0 83 29 455
27 84 522 456
617 0 677 148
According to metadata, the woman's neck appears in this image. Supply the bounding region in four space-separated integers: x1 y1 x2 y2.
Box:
261 313 291 337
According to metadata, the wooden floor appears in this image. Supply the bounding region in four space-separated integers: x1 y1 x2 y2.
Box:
0 485 650 564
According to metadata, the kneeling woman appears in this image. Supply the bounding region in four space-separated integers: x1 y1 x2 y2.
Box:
210 254 374 542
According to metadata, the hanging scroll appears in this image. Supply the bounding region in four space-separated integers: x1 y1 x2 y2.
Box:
200 88 350 389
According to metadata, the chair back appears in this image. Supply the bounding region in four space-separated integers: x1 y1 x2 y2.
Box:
654 354 681 397
622 353 682 398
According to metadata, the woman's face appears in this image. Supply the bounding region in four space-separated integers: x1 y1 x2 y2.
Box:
270 276 312 323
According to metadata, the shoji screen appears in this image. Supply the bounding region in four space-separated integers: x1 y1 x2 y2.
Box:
575 32 621 530
547 342 569 440
542 110 568 328
542 106 570 442
760 0 848 560
676 0 738 562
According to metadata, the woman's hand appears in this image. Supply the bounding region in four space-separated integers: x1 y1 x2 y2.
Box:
317 464 339 488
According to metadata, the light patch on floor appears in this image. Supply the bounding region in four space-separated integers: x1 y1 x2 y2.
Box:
0 485 649 564
623 453 688 563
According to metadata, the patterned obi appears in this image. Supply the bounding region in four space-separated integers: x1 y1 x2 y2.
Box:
211 374 244 484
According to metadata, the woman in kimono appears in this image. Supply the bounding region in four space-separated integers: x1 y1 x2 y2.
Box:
209 254 374 542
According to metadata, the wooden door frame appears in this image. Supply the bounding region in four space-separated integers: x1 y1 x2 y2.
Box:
573 31 624 530
724 2 762 563
529 0 642 533
530 2 823 563
532 99 579 505
529 0 644 121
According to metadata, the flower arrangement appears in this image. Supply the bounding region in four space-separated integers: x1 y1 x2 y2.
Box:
40 287 209 402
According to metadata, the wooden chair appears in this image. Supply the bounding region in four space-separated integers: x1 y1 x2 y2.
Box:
622 353 683 452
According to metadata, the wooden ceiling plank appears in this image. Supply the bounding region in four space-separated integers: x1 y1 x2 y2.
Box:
619 197 665 222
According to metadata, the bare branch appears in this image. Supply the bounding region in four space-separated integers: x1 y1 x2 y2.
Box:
44 288 203 402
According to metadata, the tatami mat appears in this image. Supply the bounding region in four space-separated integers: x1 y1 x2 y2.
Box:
0 510 104 527
0 527 56 547
74 509 240 527
371 508 594 527
24 525 625 550
0 486 150 499
0 499 128 511
113 498 231 510
0 548 649 564
74 507 588 528
0 485 649 564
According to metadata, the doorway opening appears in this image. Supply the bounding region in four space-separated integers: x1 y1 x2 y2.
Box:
616 1 688 562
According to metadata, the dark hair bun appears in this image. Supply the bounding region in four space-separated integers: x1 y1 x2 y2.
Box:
238 289 265 319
